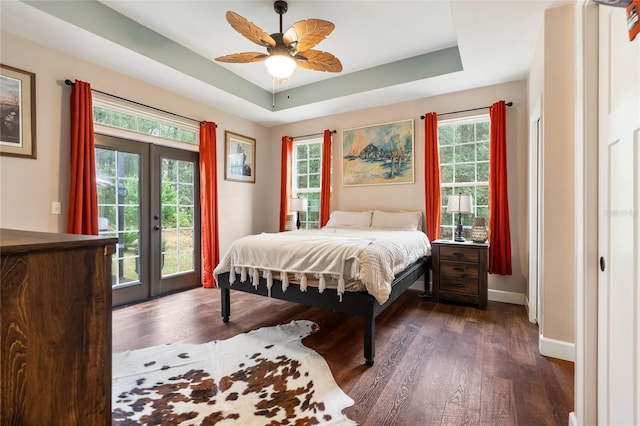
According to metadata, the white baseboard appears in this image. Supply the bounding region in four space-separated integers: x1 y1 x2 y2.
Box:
488 289 526 305
540 334 575 362
568 412 577 426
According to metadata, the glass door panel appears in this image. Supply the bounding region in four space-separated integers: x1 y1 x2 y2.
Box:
160 158 196 277
95 135 150 306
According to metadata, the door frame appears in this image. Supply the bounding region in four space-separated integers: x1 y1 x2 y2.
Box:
528 95 543 325
572 1 599 425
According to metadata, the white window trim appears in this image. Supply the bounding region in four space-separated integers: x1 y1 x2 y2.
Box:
439 113 488 127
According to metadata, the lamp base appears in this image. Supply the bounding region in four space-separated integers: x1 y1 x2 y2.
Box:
296 213 301 230
454 217 465 242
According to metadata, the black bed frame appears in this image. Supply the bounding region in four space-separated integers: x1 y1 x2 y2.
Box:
217 256 430 366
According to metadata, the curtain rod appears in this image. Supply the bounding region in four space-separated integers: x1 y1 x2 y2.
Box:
420 101 513 120
64 79 212 126
292 129 336 139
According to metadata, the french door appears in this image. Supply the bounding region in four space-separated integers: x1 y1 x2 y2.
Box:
95 135 201 306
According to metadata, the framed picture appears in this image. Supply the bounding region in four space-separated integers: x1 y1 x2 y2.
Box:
342 119 414 186
0 64 36 159
224 131 255 183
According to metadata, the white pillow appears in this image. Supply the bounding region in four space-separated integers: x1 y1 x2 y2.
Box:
324 210 372 229
370 210 422 231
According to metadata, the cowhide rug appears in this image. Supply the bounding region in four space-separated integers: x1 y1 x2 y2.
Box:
112 320 356 425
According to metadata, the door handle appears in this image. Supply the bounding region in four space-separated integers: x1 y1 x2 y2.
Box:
153 225 161 231
600 256 605 272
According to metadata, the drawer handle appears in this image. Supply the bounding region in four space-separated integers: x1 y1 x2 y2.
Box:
453 267 465 272
452 252 465 257
452 282 465 288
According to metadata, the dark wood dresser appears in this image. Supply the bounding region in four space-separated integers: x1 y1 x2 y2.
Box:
0 228 117 425
431 239 488 309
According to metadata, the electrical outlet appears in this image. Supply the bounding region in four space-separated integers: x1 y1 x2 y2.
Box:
52 201 61 215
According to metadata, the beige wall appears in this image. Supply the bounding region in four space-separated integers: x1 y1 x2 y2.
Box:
1 31 533 299
0 31 270 255
268 80 531 296
527 4 576 344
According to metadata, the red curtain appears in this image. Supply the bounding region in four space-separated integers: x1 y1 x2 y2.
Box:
279 136 294 232
200 122 220 288
423 112 441 241
319 129 332 227
67 80 98 235
488 101 512 275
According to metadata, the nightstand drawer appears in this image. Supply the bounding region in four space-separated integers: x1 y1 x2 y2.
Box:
440 261 479 281
438 278 479 295
440 261 479 294
439 245 479 263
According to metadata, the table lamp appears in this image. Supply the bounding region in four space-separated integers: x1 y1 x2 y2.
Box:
289 197 308 229
447 193 472 242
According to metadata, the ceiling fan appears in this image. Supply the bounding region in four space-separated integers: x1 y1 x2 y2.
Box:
215 0 342 79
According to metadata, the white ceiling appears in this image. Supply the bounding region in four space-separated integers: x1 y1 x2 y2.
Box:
0 0 565 127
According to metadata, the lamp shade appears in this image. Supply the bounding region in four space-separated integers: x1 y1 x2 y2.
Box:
289 197 308 212
265 54 296 79
447 194 472 213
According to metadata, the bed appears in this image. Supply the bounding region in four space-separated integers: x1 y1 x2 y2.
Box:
213 210 432 365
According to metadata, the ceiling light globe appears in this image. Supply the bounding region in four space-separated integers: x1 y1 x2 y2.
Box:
265 55 296 79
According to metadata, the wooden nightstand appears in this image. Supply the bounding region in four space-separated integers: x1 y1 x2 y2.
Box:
431 239 488 309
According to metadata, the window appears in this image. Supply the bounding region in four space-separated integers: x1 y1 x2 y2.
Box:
439 115 490 240
92 94 198 145
293 138 323 229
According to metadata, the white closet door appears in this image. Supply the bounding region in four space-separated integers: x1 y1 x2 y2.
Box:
597 5 640 425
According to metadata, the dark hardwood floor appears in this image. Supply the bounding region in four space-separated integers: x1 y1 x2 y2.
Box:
113 287 574 425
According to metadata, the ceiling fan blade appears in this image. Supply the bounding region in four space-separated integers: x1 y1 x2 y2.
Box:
283 19 335 52
295 50 342 73
226 11 276 48
215 52 268 63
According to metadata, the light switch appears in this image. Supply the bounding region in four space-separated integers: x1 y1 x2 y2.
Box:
52 201 61 215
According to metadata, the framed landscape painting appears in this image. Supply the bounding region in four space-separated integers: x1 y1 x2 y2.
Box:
342 119 414 186
224 131 255 183
0 64 36 159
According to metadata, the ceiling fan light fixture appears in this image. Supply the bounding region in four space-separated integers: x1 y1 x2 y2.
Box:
217 2 341 78
265 53 297 79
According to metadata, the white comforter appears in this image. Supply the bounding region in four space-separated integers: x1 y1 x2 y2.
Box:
213 228 431 304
